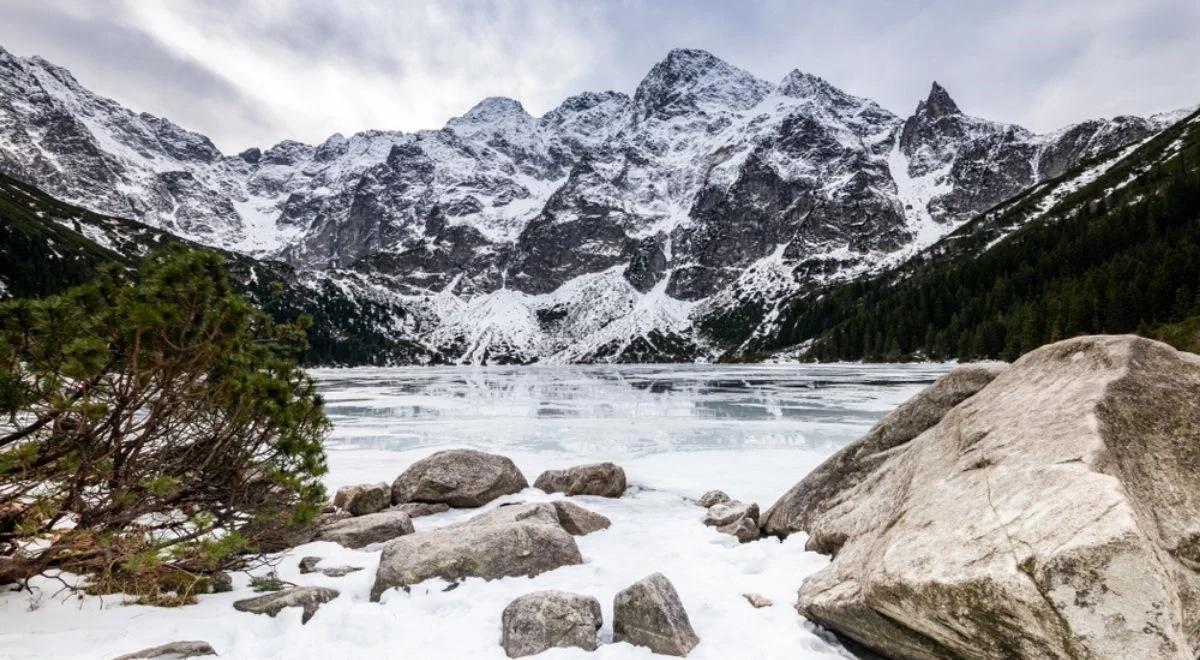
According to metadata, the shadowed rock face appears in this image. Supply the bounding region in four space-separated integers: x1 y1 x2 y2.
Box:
370 522 583 601
390 449 528 508
332 482 390 516
773 335 1200 659
613 573 700 656
501 590 603 657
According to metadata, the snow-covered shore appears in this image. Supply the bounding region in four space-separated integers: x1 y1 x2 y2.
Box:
0 364 950 659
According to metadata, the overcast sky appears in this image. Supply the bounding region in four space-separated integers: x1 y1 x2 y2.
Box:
2 0 1197 153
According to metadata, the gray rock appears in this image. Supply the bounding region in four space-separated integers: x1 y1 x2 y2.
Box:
703 500 760 543
552 501 611 535
320 566 363 578
371 522 583 601
112 641 216 659
696 490 731 508
233 586 339 624
392 501 451 517
759 363 1003 541
332 482 390 516
391 449 528 508
613 573 700 656
297 556 321 574
785 336 1200 659
501 590 603 657
208 572 232 593
534 462 627 497
315 510 414 549
743 593 772 609
314 509 352 527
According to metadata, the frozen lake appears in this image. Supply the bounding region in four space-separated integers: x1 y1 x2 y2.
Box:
2 363 954 660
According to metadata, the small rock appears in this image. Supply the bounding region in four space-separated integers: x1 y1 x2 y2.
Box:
315 510 414 549
613 573 700 656
703 500 760 542
233 586 339 624
298 557 322 574
320 566 363 578
371 522 582 601
501 590 603 657
696 490 731 508
534 462 626 497
332 482 390 516
112 641 216 659
208 572 232 593
391 449 528 508
552 501 610 535
743 593 773 609
392 501 451 517
315 509 352 527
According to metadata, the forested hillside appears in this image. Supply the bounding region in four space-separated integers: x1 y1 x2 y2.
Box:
744 109 1200 362
0 172 437 365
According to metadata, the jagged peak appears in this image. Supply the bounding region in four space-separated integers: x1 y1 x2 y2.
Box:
917 81 960 119
777 70 838 99
634 48 771 118
453 96 531 124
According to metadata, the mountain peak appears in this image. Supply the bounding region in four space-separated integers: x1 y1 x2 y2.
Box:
919 81 960 119
777 69 836 99
634 48 771 119
457 96 530 123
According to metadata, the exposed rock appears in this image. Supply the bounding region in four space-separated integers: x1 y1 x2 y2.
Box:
784 336 1200 659
534 462 627 497
320 566 363 578
703 500 760 543
371 522 583 601
297 557 322 574
314 509 352 527
233 586 339 624
613 573 700 656
332 482 390 516
112 641 216 659
392 501 451 518
696 490 731 508
743 593 773 609
391 449 528 508
500 590 603 657
760 363 1003 539
208 572 232 593
315 510 414 549
552 501 611 535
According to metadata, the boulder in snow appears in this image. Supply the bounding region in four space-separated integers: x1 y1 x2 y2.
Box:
391 449 528 508
703 500 760 543
779 336 1200 658
534 462 627 497
111 641 216 659
696 490 731 508
613 573 700 656
501 590 603 657
332 482 390 516
233 586 339 624
315 510 414 549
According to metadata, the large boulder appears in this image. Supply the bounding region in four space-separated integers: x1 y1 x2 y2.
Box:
534 462 627 497
777 336 1200 659
391 449 528 508
613 573 700 656
332 482 390 516
112 641 215 659
500 590 603 657
233 586 339 624
314 510 414 549
371 522 583 601
551 500 611 535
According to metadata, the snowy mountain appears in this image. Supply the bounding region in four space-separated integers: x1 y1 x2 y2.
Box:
0 45 1191 363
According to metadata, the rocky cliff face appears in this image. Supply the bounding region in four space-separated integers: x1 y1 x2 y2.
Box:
0 45 1189 363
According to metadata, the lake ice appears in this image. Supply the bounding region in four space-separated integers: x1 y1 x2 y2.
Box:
0 363 952 659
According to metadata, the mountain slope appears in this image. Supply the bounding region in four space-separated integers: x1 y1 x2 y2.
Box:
739 108 1200 362
0 44 1191 363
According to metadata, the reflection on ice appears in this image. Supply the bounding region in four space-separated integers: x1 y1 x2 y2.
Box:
311 363 954 457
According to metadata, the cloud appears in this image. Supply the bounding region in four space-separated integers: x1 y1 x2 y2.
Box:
0 0 1196 153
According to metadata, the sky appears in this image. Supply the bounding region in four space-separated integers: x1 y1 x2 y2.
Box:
2 0 1197 153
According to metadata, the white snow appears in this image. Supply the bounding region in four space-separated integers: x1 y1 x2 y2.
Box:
0 363 951 659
